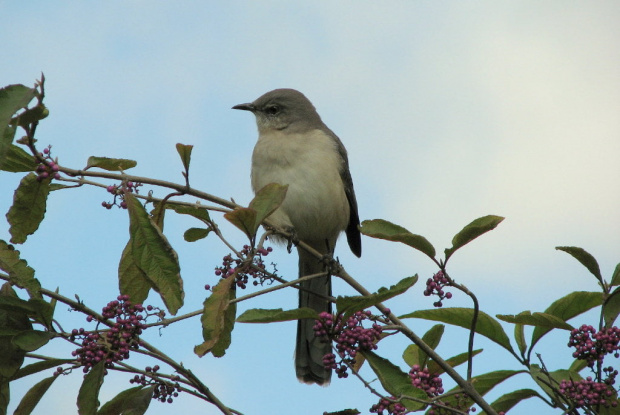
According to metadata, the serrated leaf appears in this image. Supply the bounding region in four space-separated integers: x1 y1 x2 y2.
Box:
0 240 41 299
496 311 573 330
604 287 620 328
194 276 236 357
118 241 152 305
359 219 436 259
86 156 137 171
0 283 32 378
427 349 483 375
183 227 210 242
486 389 541 414
126 193 183 315
531 291 602 351
362 350 427 411
0 144 36 172
400 307 514 353
175 143 193 173
12 330 53 352
444 215 504 261
12 359 73 380
13 375 57 415
6 173 50 244
556 246 603 283
611 263 620 287
402 324 444 369
97 385 155 415
336 275 418 320
77 361 105 415
237 307 318 323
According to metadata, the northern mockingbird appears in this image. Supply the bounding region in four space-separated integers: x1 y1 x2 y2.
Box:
233 89 361 385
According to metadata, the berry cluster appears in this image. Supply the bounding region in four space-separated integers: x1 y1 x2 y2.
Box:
214 245 273 289
70 295 156 373
568 324 620 368
101 181 142 209
313 310 383 378
409 364 444 397
370 397 406 415
35 146 61 182
423 271 452 308
130 365 182 404
558 377 618 408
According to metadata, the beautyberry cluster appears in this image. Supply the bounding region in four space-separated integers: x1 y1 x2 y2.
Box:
130 365 182 404
35 146 61 182
568 324 620 368
101 181 142 209
558 377 618 408
370 397 406 415
313 310 383 378
214 245 273 289
71 295 155 373
409 364 444 397
424 271 452 307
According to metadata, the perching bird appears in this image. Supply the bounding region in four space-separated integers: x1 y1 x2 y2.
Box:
233 89 361 385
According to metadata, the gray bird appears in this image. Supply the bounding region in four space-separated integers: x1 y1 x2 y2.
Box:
233 89 361 385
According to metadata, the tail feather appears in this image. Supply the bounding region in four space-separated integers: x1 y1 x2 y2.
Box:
295 247 332 385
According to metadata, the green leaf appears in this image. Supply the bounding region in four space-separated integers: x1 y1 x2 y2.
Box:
118 241 152 305
0 144 36 172
402 324 444 369
194 276 236 357
97 385 155 415
400 307 514 354
604 287 620 328
427 349 483 375
611 263 620 287
223 208 258 239
556 246 603 283
336 275 417 320
11 104 49 128
0 379 9 415
496 311 573 330
12 359 73 380
531 291 602 350
249 183 288 228
237 307 318 323
568 358 589 373
441 370 524 412
165 203 210 222
0 240 41 299
362 350 427 411
85 156 137 171
0 85 36 165
13 375 57 415
77 361 105 415
183 227 210 242
530 365 582 403
175 143 193 173
6 173 50 244
0 283 32 378
12 330 54 352
487 389 541 414
359 219 435 259
126 193 183 315
444 215 504 261
515 320 527 357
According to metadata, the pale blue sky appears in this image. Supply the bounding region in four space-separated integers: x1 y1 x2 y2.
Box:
1 2 619 414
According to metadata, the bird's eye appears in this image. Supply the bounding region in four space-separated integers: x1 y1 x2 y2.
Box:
265 105 280 115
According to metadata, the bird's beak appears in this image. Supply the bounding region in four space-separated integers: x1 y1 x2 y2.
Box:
232 103 255 112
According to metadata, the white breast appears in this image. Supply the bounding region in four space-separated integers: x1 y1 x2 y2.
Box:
251 129 350 245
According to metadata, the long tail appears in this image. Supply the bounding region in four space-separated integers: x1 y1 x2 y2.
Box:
295 247 332 385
